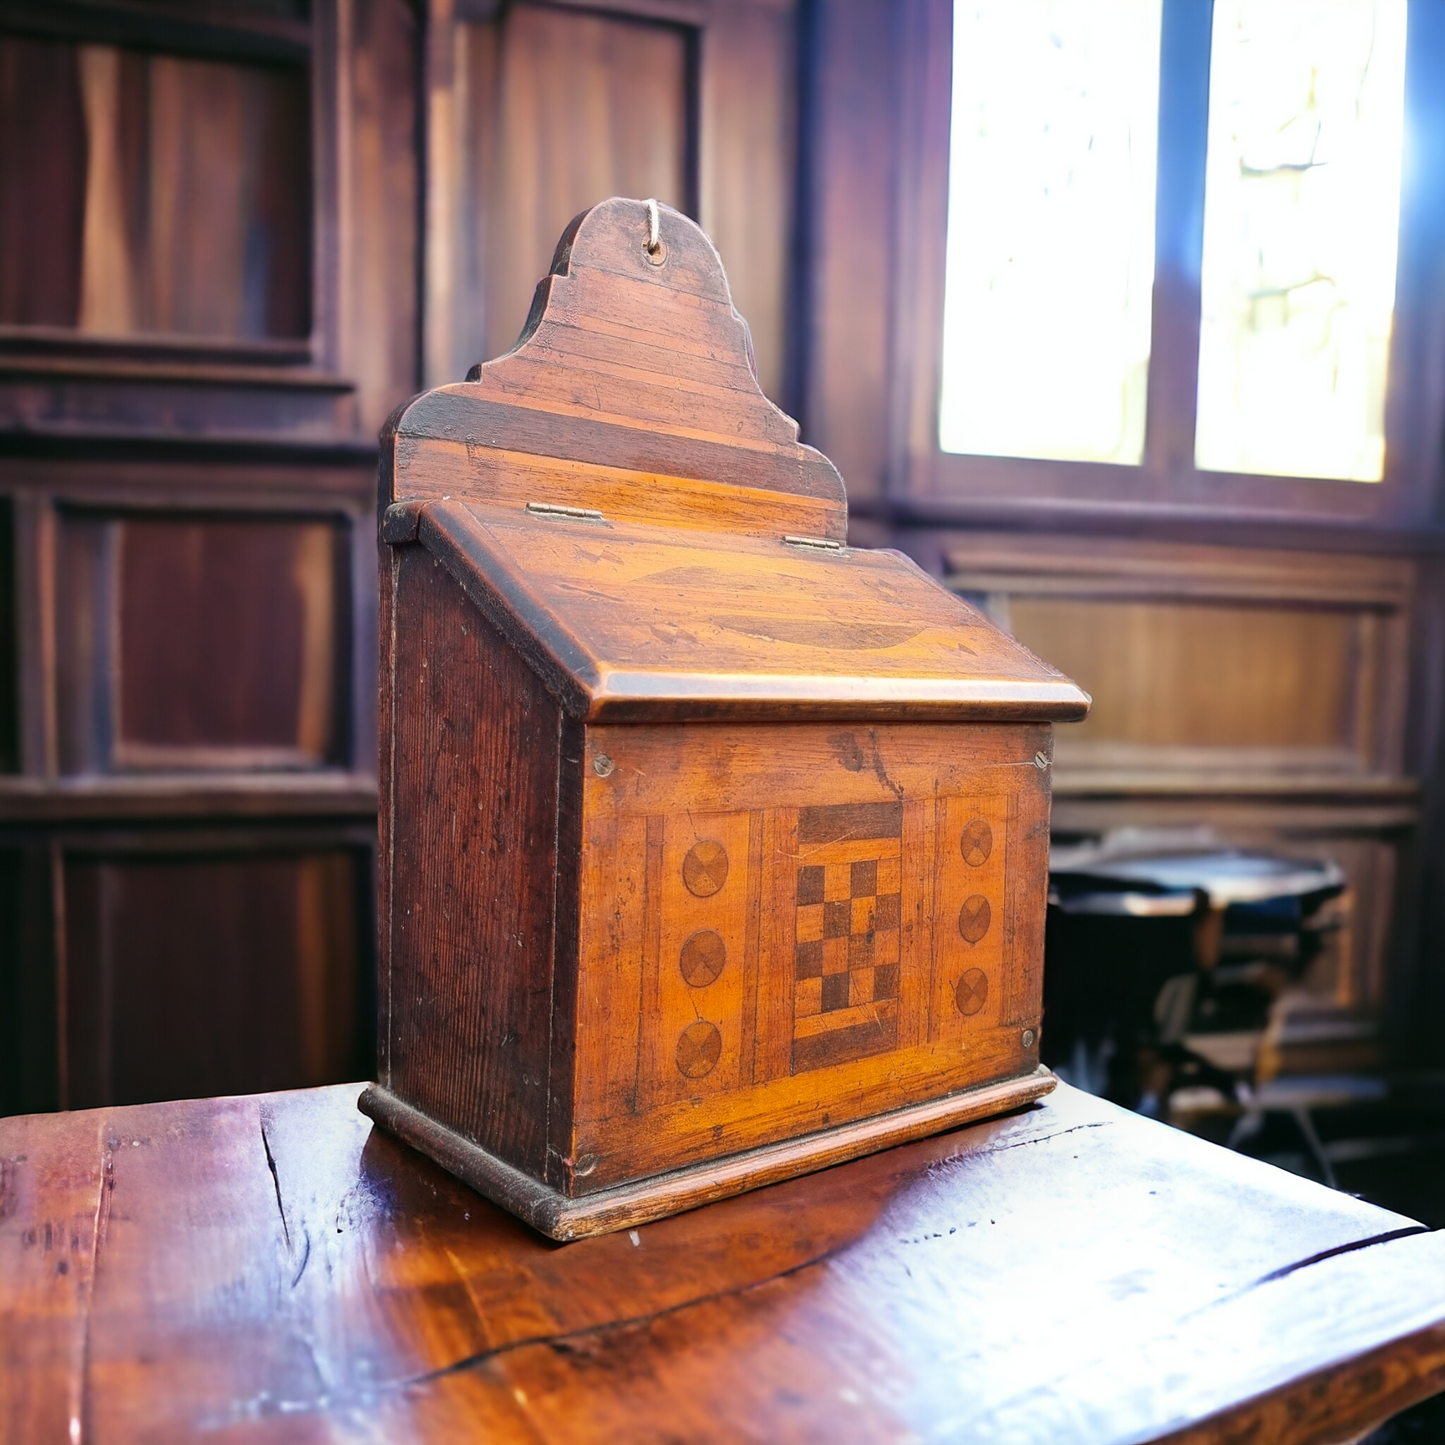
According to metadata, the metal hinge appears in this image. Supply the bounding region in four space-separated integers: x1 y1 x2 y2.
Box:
526 501 606 523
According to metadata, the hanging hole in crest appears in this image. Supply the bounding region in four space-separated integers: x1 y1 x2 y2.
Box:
643 197 667 265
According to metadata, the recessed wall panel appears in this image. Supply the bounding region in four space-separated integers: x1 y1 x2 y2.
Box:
1007 597 1363 757
58 512 350 773
64 848 368 1109
0 33 311 338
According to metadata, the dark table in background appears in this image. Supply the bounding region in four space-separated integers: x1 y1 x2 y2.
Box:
4 1080 1445 1443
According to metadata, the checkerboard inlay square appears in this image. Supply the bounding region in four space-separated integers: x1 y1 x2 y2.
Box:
791 801 904 1074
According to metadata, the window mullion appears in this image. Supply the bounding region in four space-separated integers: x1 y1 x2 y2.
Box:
1143 0 1213 485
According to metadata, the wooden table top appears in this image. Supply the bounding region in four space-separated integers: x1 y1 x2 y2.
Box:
4 1081 1445 1444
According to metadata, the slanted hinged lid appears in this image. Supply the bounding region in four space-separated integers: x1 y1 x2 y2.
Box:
382 197 1089 726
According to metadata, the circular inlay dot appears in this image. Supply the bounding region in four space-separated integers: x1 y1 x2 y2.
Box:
958 894 991 945
679 929 726 987
955 967 989 1016
675 1020 722 1079
960 818 993 867
682 840 729 897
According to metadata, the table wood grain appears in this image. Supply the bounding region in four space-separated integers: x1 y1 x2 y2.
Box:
4 1080 1445 1443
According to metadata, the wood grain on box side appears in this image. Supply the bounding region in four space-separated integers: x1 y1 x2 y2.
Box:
387 548 561 1174
582 720 1055 819
376 514 398 1087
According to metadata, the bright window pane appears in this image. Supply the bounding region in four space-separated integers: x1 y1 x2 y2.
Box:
939 0 1161 465
1195 1 1407 482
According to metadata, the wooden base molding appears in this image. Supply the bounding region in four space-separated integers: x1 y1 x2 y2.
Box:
358 1066 1057 1241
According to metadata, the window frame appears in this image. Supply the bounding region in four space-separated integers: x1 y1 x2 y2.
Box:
890 0 1445 534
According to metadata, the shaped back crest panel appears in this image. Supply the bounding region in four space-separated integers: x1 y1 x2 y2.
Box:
383 198 847 543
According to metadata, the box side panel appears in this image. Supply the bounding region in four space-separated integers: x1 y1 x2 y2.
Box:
572 720 1052 1189
387 546 561 1175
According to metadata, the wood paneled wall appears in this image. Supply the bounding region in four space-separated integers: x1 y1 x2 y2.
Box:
4 0 1443 1110
0 32 311 337
0 0 807 1114
425 2 692 384
804 0 1445 1066
1 451 382 1113
934 531 1418 1013
0 0 407 1114
63 845 367 1106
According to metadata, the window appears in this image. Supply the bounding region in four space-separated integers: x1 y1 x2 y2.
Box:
1195 0 1407 481
938 0 1412 490
940 1 1162 465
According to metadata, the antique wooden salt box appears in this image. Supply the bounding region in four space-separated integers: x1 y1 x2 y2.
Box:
359 198 1091 1239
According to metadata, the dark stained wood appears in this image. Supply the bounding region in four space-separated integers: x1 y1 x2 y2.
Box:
0 354 360 442
330 0 421 436
0 844 58 1115
384 546 566 1175
696 0 798 407
55 512 350 774
0 773 379 824
0 0 413 1118
112 516 345 766
460 3 691 378
62 848 367 1109
5 1080 1445 1442
0 493 14 772
0 0 314 65
0 33 310 339
0 34 87 329
800 0 897 513
424 0 800 407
